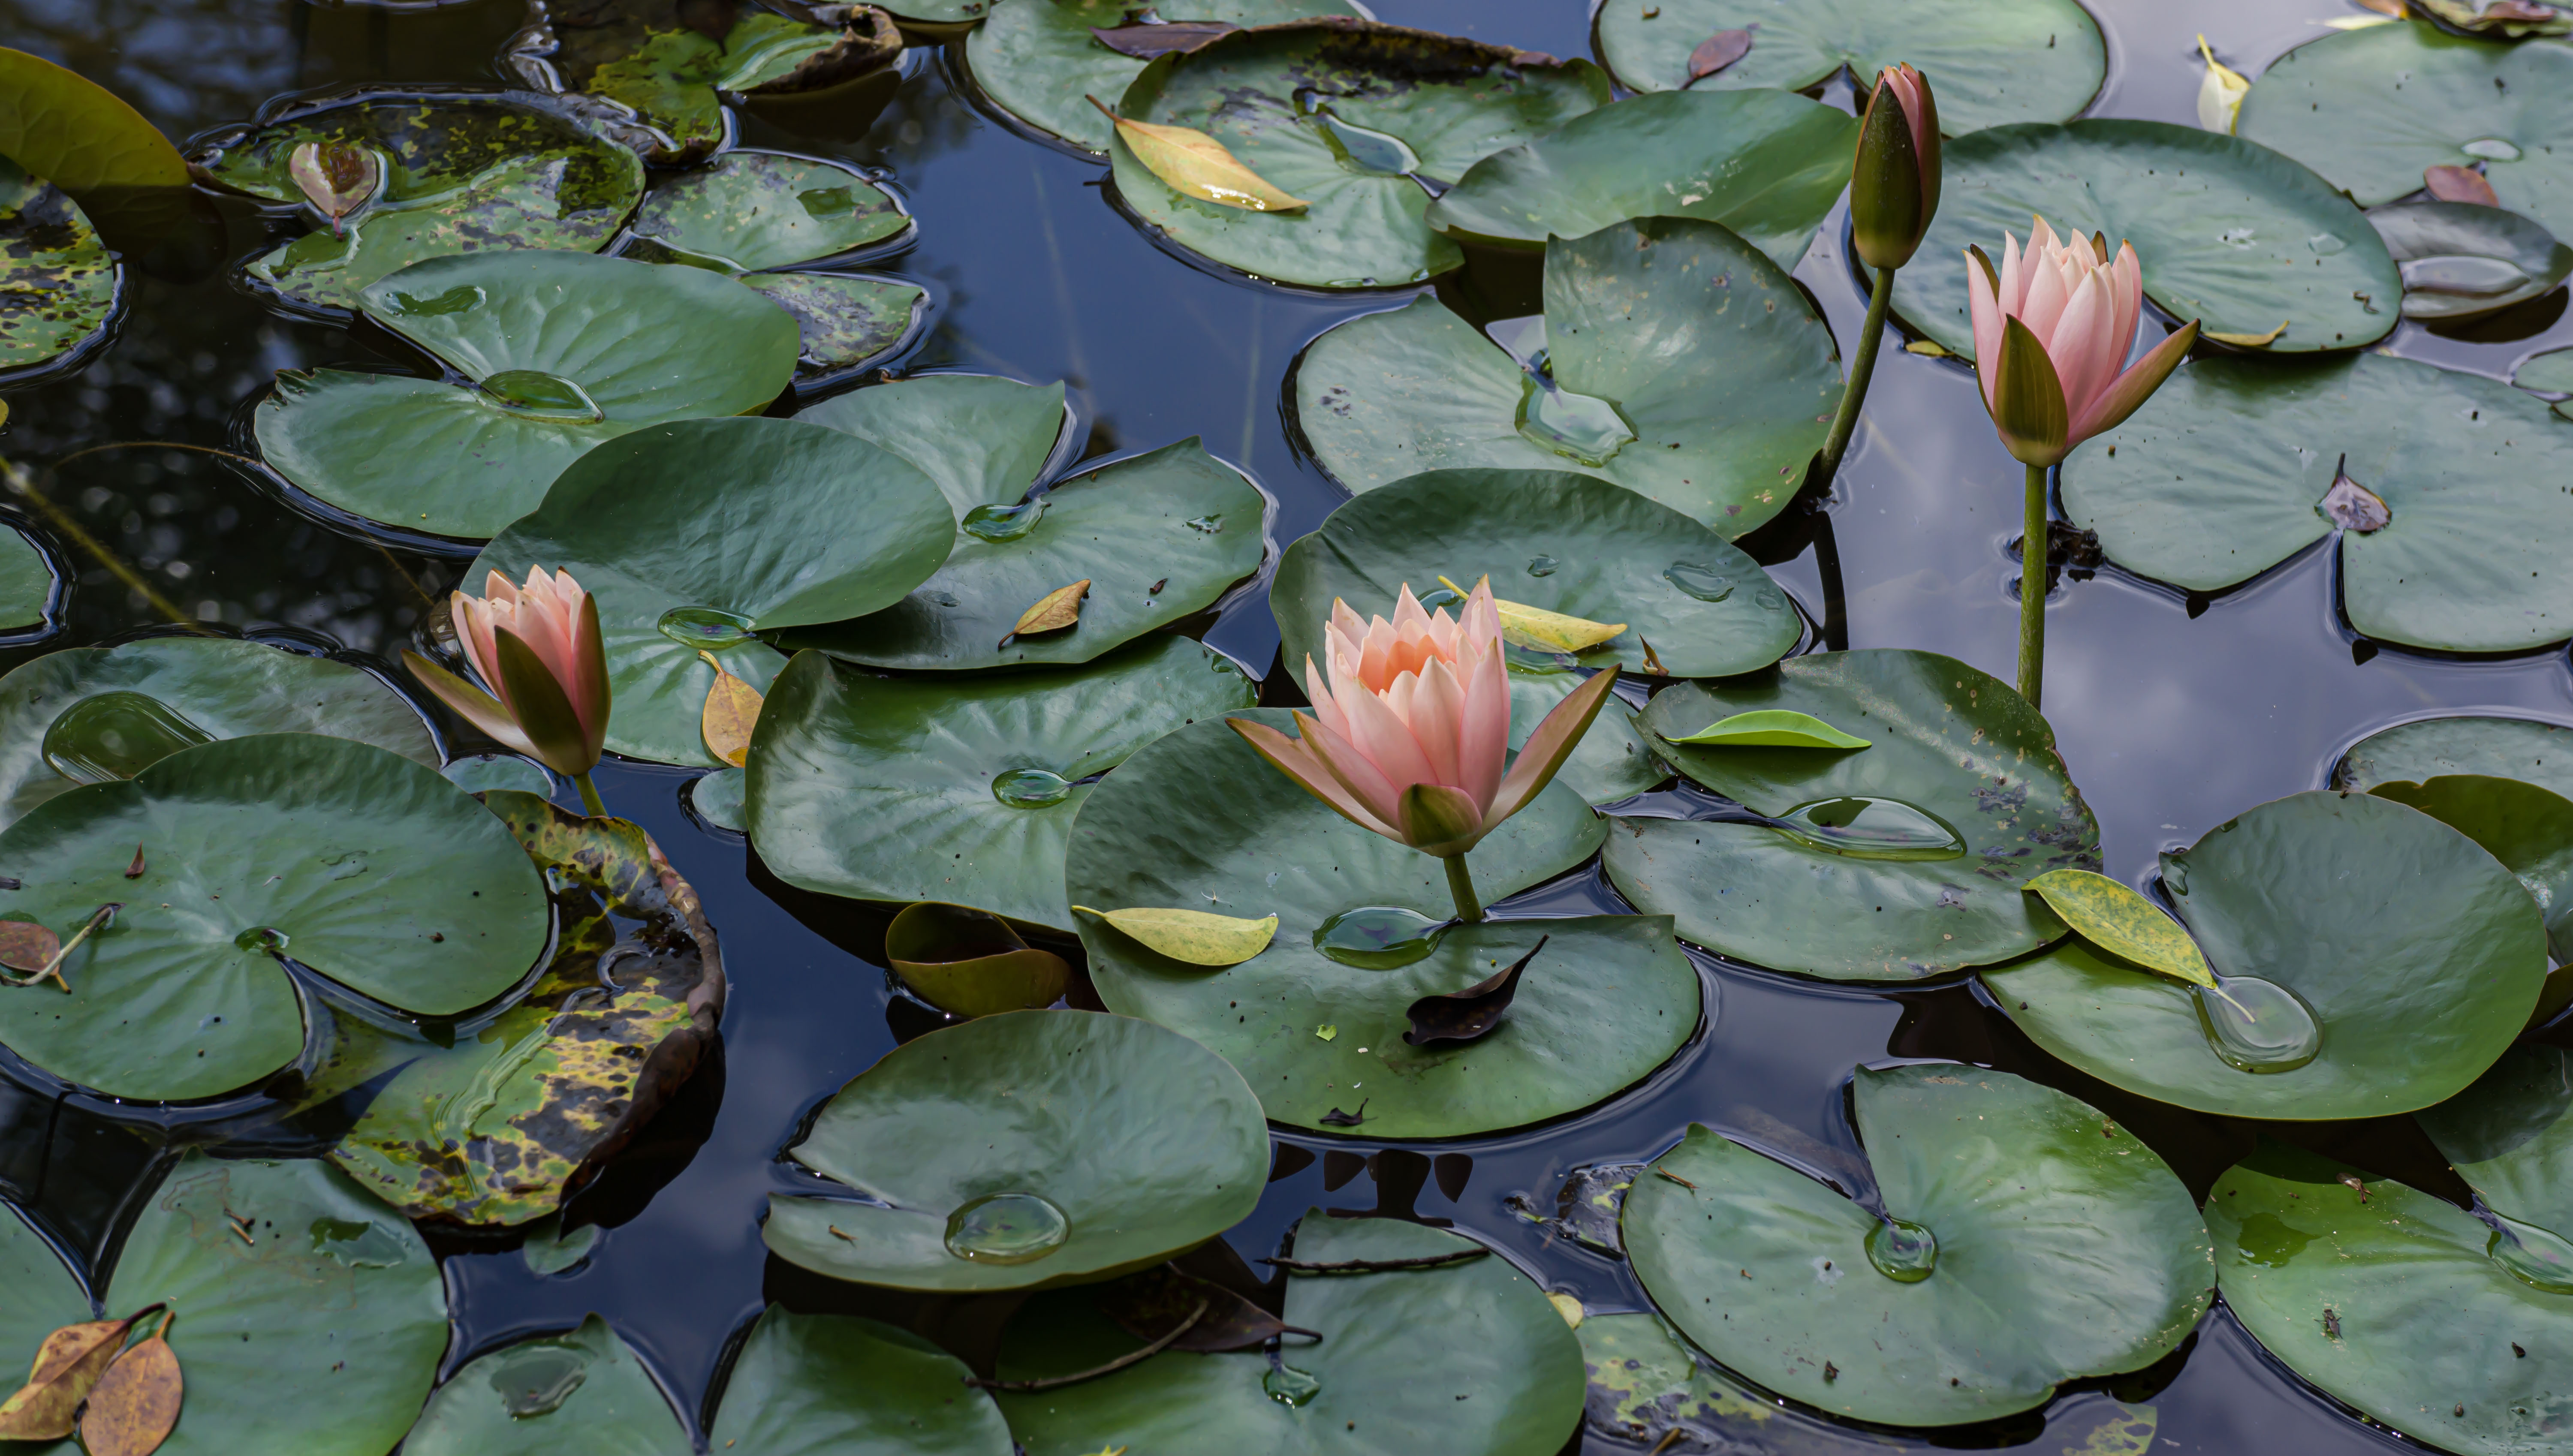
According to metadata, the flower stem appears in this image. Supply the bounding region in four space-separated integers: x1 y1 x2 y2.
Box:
574 772 606 818
1443 854 1485 925
2019 460 2049 709
1816 265 1897 487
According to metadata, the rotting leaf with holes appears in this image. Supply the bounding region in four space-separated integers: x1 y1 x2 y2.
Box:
1624 1065 2212 1428
1088 98 1308 213
0 159 119 382
1661 710 1870 750
1107 19 1610 289
1608 650 2097 983
1070 711 1697 1138
299 791 723 1226
884 900 1069 1016
0 734 548 1103
255 250 798 541
0 635 437 832
994 1213 1584 1454
2024 867 2217 988
2369 199 2573 320
1986 790 2545 1120
1894 120 2398 358
748 638 1254 933
103 1154 448 1456
473 415 955 767
2058 349 2573 653
1592 0 2102 132
765 1010 1266 1292
1073 905 1277 968
1291 221 1839 537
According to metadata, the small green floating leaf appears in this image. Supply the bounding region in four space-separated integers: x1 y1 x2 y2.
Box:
1314 1023 1338 1041
1073 904 1278 967
2025 868 2216 989
1660 709 1870 750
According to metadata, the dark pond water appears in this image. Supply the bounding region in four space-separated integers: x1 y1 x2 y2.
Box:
6 0 2571 1450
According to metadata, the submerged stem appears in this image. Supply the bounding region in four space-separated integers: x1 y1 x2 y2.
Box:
1443 854 1484 925
2019 461 2049 708
574 772 606 818
1816 265 1897 487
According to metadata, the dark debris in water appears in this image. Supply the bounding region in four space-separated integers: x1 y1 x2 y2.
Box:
1401 934 1547 1047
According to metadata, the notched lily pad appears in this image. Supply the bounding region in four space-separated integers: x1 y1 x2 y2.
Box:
0 158 119 382
885 900 1070 1015
194 92 647 316
2370 199 2573 320
1291 220 1839 538
764 1008 1268 1292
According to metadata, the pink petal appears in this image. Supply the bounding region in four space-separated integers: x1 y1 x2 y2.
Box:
2109 242 2144 365
1967 250 2004 399
1458 641 1509 810
1998 230 2027 315
2019 247 2074 347
1489 668 1623 825
2068 321 2199 448
1228 716 1401 841
1335 671 1443 803
2049 269 2122 424
1407 655 1469 789
1296 709 1408 830
1305 653 1353 744
1893 64 1934 165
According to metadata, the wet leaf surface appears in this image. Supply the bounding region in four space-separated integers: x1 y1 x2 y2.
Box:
884 900 1070 1015
623 148 907 270
706 1307 1013 1453
0 159 117 381
1088 21 1238 59
2369 774 2573 964
2024 867 2217 988
766 1009 1268 1292
740 268 928 382
1402 932 1543 1046
2371 199 2573 319
401 1315 685 1454
1091 1264 1299 1352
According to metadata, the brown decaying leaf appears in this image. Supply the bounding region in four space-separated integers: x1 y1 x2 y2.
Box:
1687 28 1753 79
1085 97 1310 214
1002 579 1091 647
2425 164 2501 207
0 1308 155 1441
1094 1265 1314 1352
0 919 58 975
78 1313 181 1456
1403 935 1549 1047
1319 1099 1369 1127
696 650 763 768
124 845 145 880
1089 21 1238 59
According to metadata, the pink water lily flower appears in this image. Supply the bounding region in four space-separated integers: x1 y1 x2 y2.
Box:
405 566 613 810
1966 216 2199 467
1228 580 1618 921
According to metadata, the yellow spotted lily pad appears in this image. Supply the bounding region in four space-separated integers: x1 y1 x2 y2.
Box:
2023 869 2216 989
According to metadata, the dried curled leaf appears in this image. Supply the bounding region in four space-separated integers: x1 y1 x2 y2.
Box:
1404 935 1548 1047
1073 905 1278 966
1003 579 1091 646
696 650 763 768
1687 29 1753 78
1436 575 1625 653
2024 868 2216 989
1087 97 1309 214
2425 164 2502 207
0 1313 143 1440
1661 709 1871 750
79 1318 181 1456
2196 35 2249 135
0 918 58 975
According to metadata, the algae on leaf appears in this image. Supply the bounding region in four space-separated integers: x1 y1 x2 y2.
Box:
0 158 119 381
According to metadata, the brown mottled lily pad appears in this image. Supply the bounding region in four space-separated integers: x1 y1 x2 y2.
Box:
0 157 119 382
308 790 725 1226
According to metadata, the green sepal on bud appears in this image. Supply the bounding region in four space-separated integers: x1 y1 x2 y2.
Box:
1850 66 1941 271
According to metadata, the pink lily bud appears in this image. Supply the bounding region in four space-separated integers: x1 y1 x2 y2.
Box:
404 565 612 779
1850 64 1940 271
1965 216 2201 467
1229 580 1619 859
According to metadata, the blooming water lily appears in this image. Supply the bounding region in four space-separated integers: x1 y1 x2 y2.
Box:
405 565 614 813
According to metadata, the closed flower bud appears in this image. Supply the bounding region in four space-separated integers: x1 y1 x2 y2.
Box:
1849 64 1940 271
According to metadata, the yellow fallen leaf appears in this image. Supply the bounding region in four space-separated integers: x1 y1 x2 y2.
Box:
1548 1292 1585 1330
1903 339 1951 357
1004 580 1090 646
1073 904 1278 966
1088 96 1309 213
696 651 762 767
2024 868 2216 989
2195 35 2249 135
2205 319 2290 348
78 1312 179 1456
1437 575 1626 653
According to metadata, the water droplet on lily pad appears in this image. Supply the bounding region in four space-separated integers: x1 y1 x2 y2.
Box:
1772 797 1965 860
234 927 291 955
2463 138 2524 162
1263 1361 1323 1407
490 1343 587 1419
1515 373 1634 467
480 370 604 424
1866 1217 1938 1282
2486 1209 2573 1293
2307 232 2347 257
1525 555 1560 577
943 1191 1069 1264
991 767 1073 808
1184 514 1224 534
797 185 859 216
2195 975 2322 1073
1663 562 1733 602
656 606 759 649
961 499 1048 542
386 283 485 316
42 692 214 786
1314 905 1446 968
1299 93 1421 179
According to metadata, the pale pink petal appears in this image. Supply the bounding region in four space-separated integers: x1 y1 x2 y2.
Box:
1297 710 1408 829
2109 242 2144 365
454 591 502 690
1337 672 1442 799
1998 230 2027 315
1462 579 1501 657
1967 253 2004 403
1390 584 1432 637
2068 322 2198 448
1886 66 1931 164
1228 716 1400 841
1304 653 1353 744
1458 641 1509 810
2019 248 2074 346
2048 269 2122 424
1407 656 1469 788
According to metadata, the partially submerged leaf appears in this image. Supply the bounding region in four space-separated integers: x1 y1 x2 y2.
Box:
1005 579 1091 645
1089 22 1238 58
0 1312 146 1440
1086 97 1309 214
2371 199 2573 320
1687 29 1753 79
2204 319 2291 347
1659 709 1871 749
2426 164 2501 207
1094 1265 1304 1352
2024 868 2216 988
1073 904 1277 966
697 650 763 768
1403 935 1548 1047
1435 575 1626 653
79 1315 181 1456
2196 35 2249 134
884 901 1070 1017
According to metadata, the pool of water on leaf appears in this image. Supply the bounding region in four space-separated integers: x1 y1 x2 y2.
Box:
3 0 2570 1450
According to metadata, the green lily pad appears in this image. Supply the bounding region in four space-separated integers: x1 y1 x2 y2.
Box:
197 93 646 317
1592 0 2104 134
255 250 799 540
2371 200 2573 321
1424 89 1858 272
1892 120 2400 358
0 1197 87 1456
2335 714 2573 800
0 734 550 1102
0 635 438 831
443 754 554 797
543 0 877 162
964 0 1362 156
0 47 190 197
473 415 957 767
793 372 1072 517
1985 789 2546 1120
1623 1065 2212 1428
740 269 931 383
1576 1312 1791 1450
1109 20 1611 289
2206 1136 2573 1456
690 765 745 830
1271 468 1802 680
1069 710 1693 1137
747 638 1255 933
623 147 908 270
766 1008 1266 1291
0 157 118 380
2240 20 2573 244
2515 348 2573 396
2057 350 2573 653
0 525 53 636
1510 670 1661 805
784 435 1268 671
309 792 723 1226
105 1153 449 1456
994 1213 1586 1455
402 1315 682 1455
2421 1041 2573 1227
2368 775 2573 964
1292 218 1839 538
1607 649 2098 982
